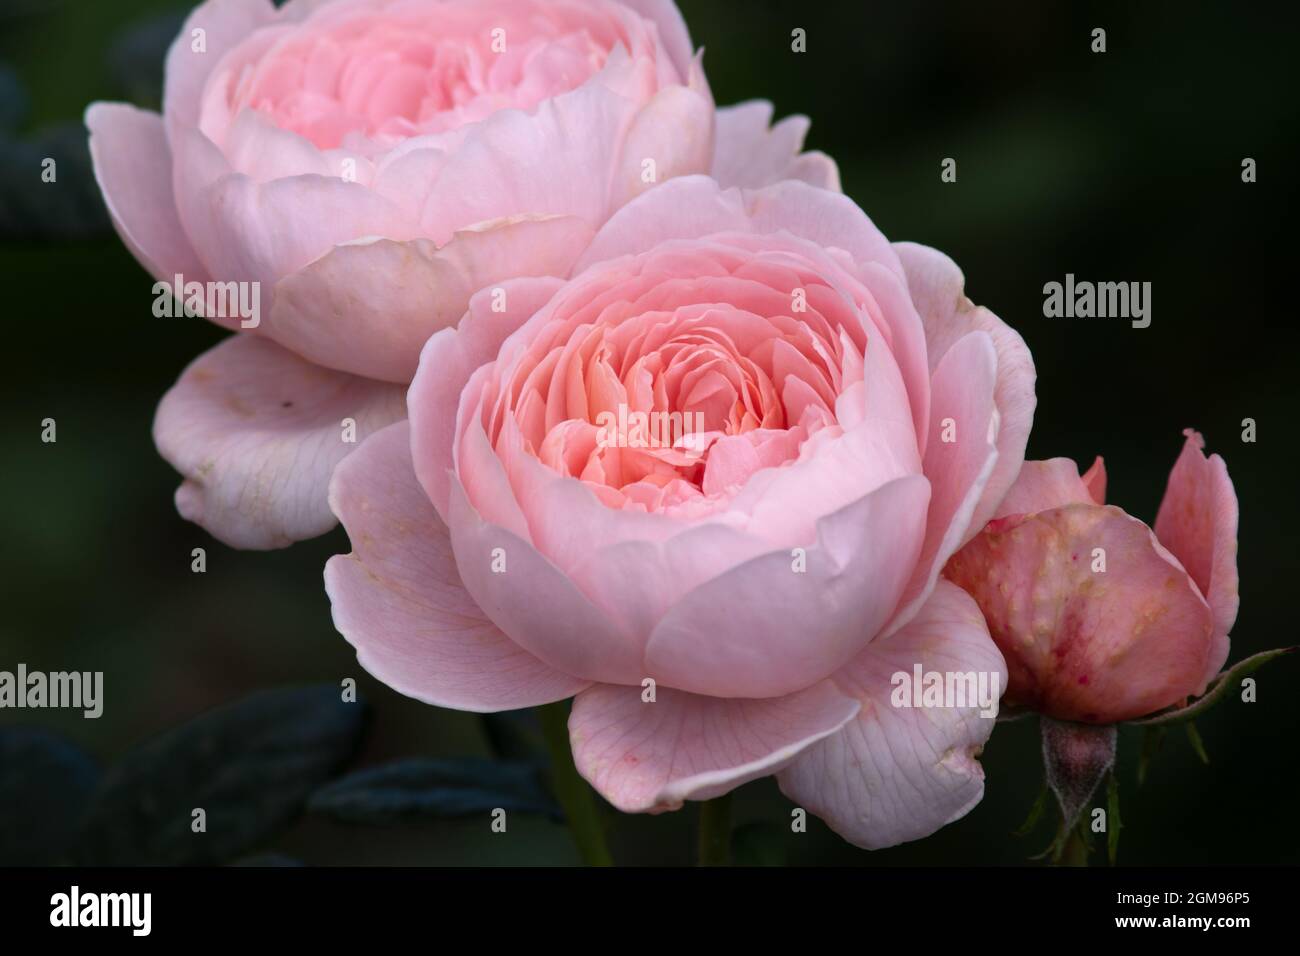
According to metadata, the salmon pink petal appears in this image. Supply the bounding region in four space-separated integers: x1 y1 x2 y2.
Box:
1082 456 1107 504
944 503 1215 722
1154 429 1238 685
996 457 1102 518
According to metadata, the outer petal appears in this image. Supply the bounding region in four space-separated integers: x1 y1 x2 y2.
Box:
644 475 931 698
410 276 567 523
712 100 840 191
1082 456 1107 504
84 104 207 284
163 0 277 136
777 580 1006 849
996 457 1103 518
885 331 999 637
268 217 592 382
174 137 420 293
417 51 709 243
609 57 715 209
569 680 860 813
153 334 405 549
325 422 588 711
1153 429 1238 684
448 478 646 684
944 503 1215 722
894 241 1037 531
612 0 695 81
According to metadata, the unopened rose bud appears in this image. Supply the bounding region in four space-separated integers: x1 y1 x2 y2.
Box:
944 430 1238 724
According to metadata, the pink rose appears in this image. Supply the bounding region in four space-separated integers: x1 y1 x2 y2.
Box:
325 176 1037 848
944 430 1239 724
85 0 834 548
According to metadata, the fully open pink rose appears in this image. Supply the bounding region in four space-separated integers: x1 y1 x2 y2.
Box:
325 176 1036 848
86 0 835 548
944 430 1239 724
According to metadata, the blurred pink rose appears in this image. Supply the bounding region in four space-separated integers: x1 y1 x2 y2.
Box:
325 176 1036 848
85 0 835 548
944 430 1239 724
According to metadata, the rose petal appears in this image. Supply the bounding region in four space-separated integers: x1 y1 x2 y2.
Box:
269 217 592 382
447 477 646 684
612 0 696 81
944 503 1215 722
1082 456 1107 504
418 51 704 243
777 580 1006 849
1153 429 1238 685
153 334 405 549
643 475 931 698
163 0 277 137
996 457 1103 517
894 240 1036 531
409 276 565 522
325 421 588 711
712 100 841 191
573 174 752 272
84 104 208 286
569 679 860 813
885 330 999 637
177 149 419 292
611 73 715 209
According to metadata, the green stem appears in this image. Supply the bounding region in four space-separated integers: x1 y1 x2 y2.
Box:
1060 827 1090 867
537 700 613 866
697 794 733 866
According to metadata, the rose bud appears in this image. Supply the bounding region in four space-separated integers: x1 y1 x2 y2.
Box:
944 429 1238 724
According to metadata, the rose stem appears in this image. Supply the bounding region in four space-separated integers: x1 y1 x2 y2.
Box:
697 793 733 866
536 700 614 866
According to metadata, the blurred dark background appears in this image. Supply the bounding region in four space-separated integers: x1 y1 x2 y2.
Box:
1 0 1296 865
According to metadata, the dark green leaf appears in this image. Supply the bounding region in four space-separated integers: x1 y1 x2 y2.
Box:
74 685 367 865
1185 721 1210 765
309 757 561 825
1137 725 1166 787
0 727 99 865
1130 647 1296 727
1013 781 1050 837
